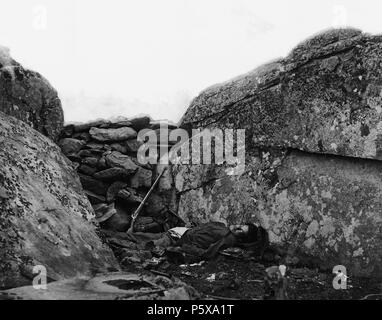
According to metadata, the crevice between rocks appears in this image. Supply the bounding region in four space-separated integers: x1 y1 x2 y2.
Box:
175 145 382 196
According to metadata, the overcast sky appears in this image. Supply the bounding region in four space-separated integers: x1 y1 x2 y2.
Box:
1 0 382 123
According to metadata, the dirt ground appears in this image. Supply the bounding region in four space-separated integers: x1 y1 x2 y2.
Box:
121 254 381 300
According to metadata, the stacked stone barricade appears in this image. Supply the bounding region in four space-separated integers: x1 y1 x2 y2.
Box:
59 116 181 233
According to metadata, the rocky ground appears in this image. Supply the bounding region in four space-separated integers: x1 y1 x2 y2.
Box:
105 231 382 300
121 253 382 300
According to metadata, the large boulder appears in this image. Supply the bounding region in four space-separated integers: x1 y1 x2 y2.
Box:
0 111 119 290
175 29 382 278
0 46 64 141
174 150 382 277
181 28 382 160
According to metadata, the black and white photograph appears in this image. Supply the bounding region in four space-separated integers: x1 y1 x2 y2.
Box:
0 0 381 306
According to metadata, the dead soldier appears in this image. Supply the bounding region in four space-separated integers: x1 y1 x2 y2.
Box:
136 221 269 263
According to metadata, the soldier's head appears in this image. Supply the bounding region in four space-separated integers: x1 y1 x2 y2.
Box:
229 223 263 244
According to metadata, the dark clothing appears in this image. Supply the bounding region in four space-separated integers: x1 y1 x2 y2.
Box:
174 222 237 260
104 221 268 262
173 222 269 260
177 222 230 249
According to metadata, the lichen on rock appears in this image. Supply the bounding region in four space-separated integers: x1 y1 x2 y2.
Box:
175 28 382 278
0 46 64 141
181 28 382 161
0 111 119 289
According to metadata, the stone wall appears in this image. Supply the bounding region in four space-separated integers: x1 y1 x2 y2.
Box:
59 116 182 233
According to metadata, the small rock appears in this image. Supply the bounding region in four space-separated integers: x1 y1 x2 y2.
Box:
163 287 190 300
117 189 131 201
89 127 137 142
73 120 109 133
61 125 75 138
117 188 143 203
121 255 141 265
104 118 133 129
106 182 128 202
98 156 108 170
72 132 91 142
79 174 109 196
105 152 138 172
93 203 117 223
59 138 85 155
67 154 82 163
78 165 97 176
111 143 128 154
100 203 132 232
130 116 151 131
94 168 132 181
84 190 106 205
85 142 106 150
71 162 80 170
82 157 99 167
77 149 94 158
130 167 153 188
125 139 143 153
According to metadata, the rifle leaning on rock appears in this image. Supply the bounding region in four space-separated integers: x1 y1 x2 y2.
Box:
127 167 167 234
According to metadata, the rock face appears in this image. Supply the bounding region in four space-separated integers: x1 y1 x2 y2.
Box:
181 29 382 161
175 150 382 277
59 117 182 233
176 29 382 278
0 111 119 290
0 46 64 141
